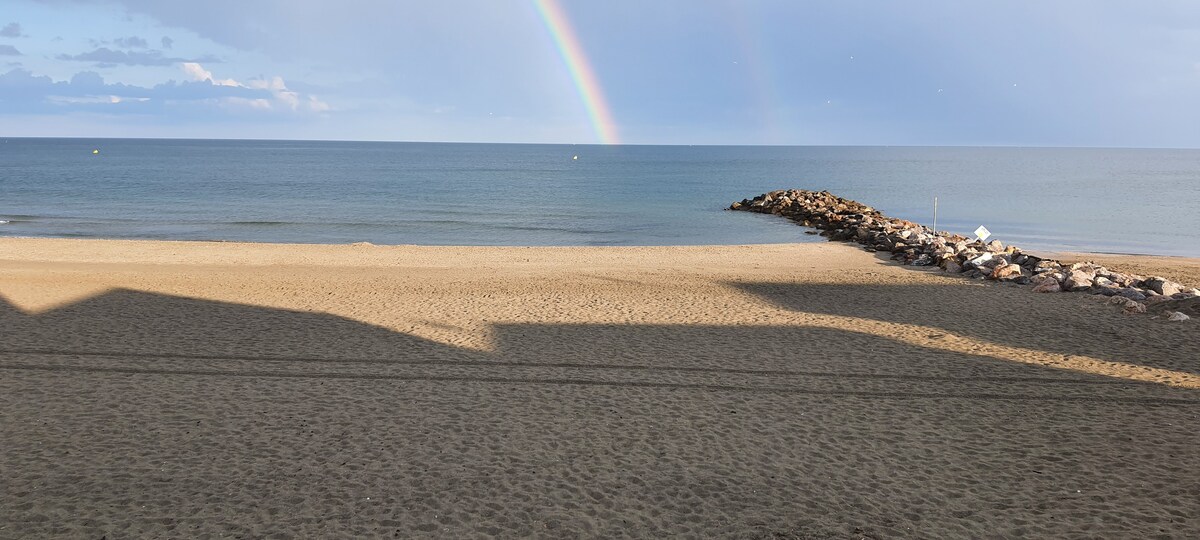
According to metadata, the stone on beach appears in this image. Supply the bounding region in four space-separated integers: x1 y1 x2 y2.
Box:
1032 280 1062 293
991 263 1023 281
1145 277 1182 297
1123 301 1148 315
1064 270 1094 291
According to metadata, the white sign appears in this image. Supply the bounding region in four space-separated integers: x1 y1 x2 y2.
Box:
974 225 992 242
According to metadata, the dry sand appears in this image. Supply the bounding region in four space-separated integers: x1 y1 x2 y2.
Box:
1 238 1197 538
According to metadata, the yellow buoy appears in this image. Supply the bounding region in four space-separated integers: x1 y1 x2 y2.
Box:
92 149 99 154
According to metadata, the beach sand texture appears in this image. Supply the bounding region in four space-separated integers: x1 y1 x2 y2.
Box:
1 238 1198 538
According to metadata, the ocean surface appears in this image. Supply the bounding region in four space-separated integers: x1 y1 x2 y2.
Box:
2 138 1198 256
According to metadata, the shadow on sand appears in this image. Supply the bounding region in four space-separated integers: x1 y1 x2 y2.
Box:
2 287 1198 537
0 288 1195 402
729 277 1200 378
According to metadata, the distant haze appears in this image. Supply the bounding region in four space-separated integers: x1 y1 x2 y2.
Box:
1 1 1199 147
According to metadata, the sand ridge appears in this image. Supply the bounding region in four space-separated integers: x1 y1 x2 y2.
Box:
1 238 1197 538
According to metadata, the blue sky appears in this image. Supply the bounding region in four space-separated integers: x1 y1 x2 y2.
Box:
1 0 1199 146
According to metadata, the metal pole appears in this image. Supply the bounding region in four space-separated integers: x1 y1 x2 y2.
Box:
933 196 938 233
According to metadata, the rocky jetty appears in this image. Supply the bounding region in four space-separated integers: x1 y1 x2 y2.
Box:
730 189 1199 320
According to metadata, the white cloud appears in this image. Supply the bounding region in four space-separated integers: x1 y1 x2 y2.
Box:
181 62 237 86
180 62 329 112
307 95 331 113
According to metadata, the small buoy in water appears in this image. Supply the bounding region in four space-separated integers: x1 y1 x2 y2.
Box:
572 155 578 160
92 149 99 154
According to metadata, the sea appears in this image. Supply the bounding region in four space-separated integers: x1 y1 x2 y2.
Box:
2 138 1198 257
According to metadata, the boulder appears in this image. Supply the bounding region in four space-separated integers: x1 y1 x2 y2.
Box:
991 263 1024 281
1032 279 1062 293
1123 301 1147 315
985 239 1004 252
1064 270 1094 291
1100 272 1136 287
1167 311 1191 322
1116 288 1148 302
1030 273 1064 291
1145 295 1175 306
1145 278 1183 297
966 252 994 268
943 261 964 274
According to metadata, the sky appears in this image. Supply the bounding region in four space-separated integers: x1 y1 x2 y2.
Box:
1 0 1199 146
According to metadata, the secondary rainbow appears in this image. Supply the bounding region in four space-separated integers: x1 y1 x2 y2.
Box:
533 0 620 145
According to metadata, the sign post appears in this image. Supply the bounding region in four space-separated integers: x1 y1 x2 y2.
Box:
974 225 991 243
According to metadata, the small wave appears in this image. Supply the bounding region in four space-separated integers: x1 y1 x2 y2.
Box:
53 232 103 238
0 214 39 223
229 221 297 226
494 224 619 234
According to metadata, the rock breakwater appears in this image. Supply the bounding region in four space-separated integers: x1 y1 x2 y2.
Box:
731 189 1199 320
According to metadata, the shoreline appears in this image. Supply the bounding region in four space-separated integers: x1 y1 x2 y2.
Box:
4 236 1198 285
3 232 1198 258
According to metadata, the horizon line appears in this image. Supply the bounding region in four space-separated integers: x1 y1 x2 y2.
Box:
2 136 1199 151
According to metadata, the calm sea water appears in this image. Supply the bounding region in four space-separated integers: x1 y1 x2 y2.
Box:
2 138 1198 256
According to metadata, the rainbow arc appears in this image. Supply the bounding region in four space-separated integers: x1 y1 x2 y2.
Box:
533 0 620 145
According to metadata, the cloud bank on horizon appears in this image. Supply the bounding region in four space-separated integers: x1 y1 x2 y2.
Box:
1 0 1199 146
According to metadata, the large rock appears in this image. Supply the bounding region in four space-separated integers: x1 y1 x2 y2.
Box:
1032 279 1061 293
1064 270 1094 291
1116 288 1148 302
1032 271 1059 283
1123 301 1147 315
991 263 1024 280
1145 277 1183 297
966 252 994 268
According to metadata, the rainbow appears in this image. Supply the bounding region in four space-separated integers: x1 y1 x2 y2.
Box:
533 0 620 145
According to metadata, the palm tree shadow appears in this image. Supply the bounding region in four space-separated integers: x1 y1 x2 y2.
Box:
727 280 1200 376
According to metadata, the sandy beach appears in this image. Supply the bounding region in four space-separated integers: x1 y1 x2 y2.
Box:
1 237 1197 538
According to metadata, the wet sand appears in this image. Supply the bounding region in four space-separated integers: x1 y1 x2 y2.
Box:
1 238 1197 538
